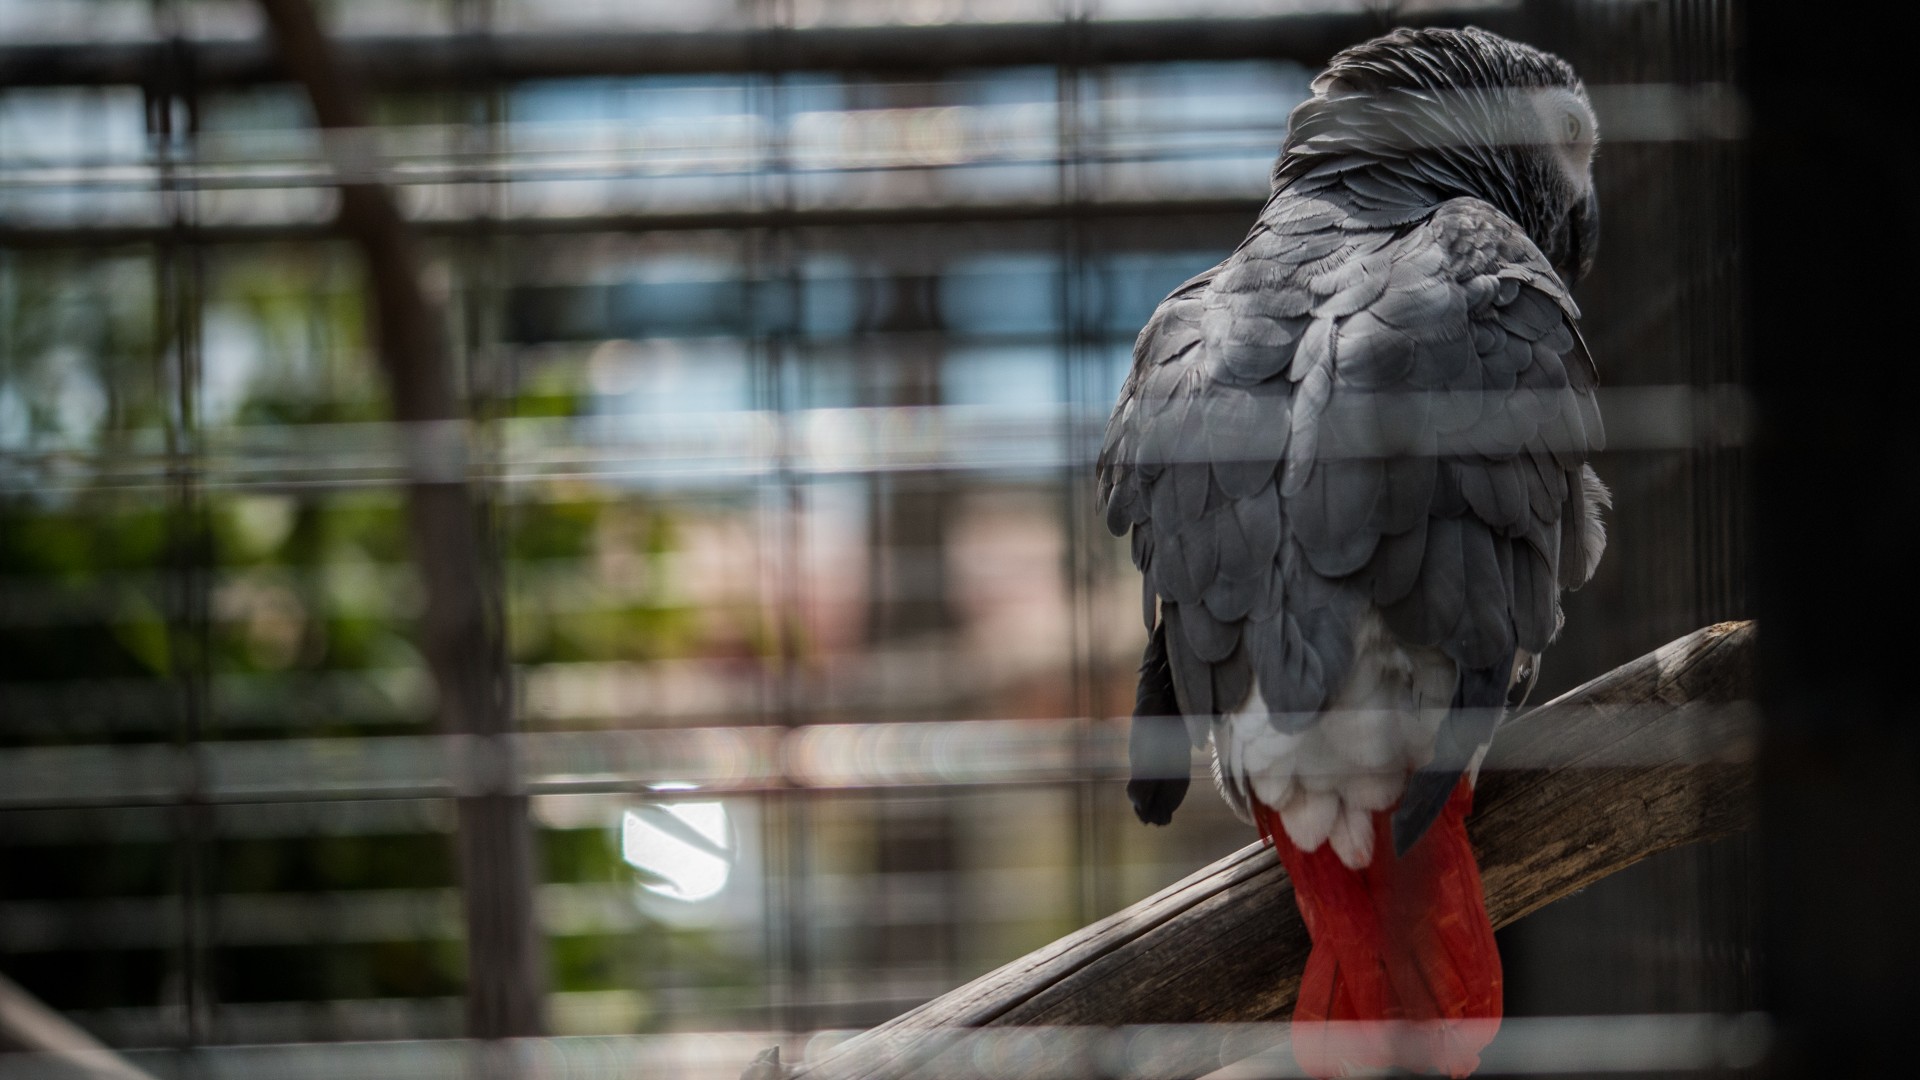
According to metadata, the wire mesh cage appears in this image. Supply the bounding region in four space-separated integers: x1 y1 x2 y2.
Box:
0 1 1801 1078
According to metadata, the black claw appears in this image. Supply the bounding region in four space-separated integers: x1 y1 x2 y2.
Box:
1129 777 1189 826
1129 621 1192 826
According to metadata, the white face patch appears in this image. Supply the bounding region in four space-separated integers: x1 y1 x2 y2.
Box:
1527 86 1599 195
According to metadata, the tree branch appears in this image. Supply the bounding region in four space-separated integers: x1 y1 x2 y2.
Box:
788 621 1755 1079
254 0 545 1040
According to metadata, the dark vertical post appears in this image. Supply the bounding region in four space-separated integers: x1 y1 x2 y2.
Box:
860 269 954 643
1494 0 1758 1026
254 0 545 1040
1749 6 1920 1075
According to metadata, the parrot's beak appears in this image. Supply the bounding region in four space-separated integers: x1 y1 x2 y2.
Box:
1558 189 1599 288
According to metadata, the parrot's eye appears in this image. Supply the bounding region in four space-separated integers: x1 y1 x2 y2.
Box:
1562 113 1583 143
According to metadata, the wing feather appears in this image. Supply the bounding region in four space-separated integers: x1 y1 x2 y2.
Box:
1095 195 1605 794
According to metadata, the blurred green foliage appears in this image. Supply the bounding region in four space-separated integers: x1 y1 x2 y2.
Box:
0 239 734 1032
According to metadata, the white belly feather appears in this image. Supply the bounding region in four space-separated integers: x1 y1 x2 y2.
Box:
1210 608 1458 870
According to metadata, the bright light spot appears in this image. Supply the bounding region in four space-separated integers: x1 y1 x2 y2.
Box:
621 801 733 903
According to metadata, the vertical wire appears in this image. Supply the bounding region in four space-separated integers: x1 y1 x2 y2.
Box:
453 0 526 1046
151 0 213 1053
1054 0 1108 931
749 0 811 1043
1679 0 1757 1044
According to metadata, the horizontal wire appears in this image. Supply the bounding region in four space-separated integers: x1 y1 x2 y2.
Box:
0 385 1750 496
5 1015 1767 1080
0 700 1755 810
0 82 1741 192
0 863 1102 951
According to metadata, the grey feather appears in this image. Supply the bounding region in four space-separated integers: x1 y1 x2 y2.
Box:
1204 381 1292 497
1527 441 1568 511
1210 311 1303 385
1176 519 1220 601
1370 516 1429 606
1179 596 1241 663
1382 514 1463 647
1202 570 1263 622
1315 256 1392 317
1173 459 1210 523
1212 502 1257 584
1280 354 1334 495
1342 168 1436 206
1233 482 1285 570
1557 464 1610 590
1211 638 1254 716
1464 277 1502 317
1130 376 1189 481
1335 311 1420 388
1467 396 1534 459
1250 609 1328 726
1555 470 1588 590
1103 468 1136 536
1369 274 1457 335
1294 462 1384 577
1139 343 1190 403
1370 454 1434 535
1147 464 1184 542
1492 288 1563 341
1430 382 1486 436
1537 319 1575 357
1160 603 1215 718
1392 662 1507 855
1547 385 1594 468
1482 328 1535 377
1401 321 1477 392
1272 229 1352 267
1511 540 1554 651
1459 456 1528 532
1133 526 1156 628
1429 459 1470 518
1451 520 1514 670
1575 385 1607 452
1512 348 1568 425
1287 312 1337 383
1149 525 1204 605
1295 600 1360 713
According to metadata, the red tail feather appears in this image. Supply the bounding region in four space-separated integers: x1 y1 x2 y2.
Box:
1255 779 1501 1078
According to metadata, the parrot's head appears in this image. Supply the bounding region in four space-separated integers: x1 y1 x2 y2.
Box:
1275 26 1600 287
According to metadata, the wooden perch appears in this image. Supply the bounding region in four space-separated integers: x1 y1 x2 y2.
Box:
0 973 157 1080
788 620 1756 1080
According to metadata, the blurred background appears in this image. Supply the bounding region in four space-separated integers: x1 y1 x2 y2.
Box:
0 1 1751 1077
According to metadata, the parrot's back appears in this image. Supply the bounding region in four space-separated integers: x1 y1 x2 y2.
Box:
1097 25 1609 1079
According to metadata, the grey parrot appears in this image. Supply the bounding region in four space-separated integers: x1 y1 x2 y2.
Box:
1096 27 1608 1078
